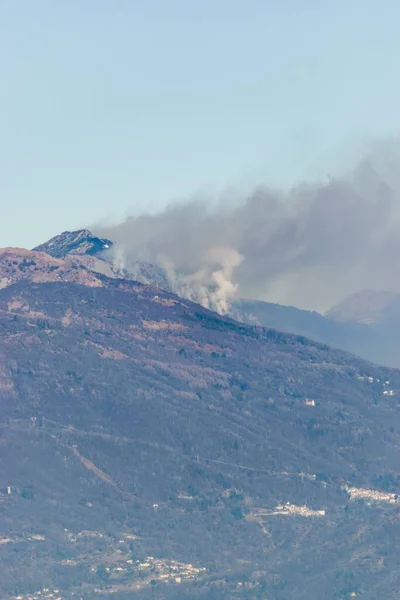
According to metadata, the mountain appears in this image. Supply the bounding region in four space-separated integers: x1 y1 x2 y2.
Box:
31 229 400 369
327 289 400 326
33 229 114 259
324 290 400 367
30 229 400 369
0 247 120 291
230 298 400 368
1 251 400 599
231 298 363 348
33 229 173 293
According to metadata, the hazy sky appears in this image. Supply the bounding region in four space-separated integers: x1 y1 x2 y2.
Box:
2 1 400 248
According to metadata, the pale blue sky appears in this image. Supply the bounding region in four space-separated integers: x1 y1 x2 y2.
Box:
1 1 400 248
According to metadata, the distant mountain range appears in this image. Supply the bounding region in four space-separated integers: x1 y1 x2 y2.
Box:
1 236 400 599
232 297 400 369
327 289 400 326
30 229 400 368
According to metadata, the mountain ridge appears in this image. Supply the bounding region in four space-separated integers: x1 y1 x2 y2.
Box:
27 229 400 368
1 250 400 597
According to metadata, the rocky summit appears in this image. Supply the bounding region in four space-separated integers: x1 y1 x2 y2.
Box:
0 249 400 599
33 230 113 260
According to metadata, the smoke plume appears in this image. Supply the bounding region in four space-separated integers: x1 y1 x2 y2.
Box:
94 141 400 313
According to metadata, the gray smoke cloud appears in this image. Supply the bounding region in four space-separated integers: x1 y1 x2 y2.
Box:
93 140 400 313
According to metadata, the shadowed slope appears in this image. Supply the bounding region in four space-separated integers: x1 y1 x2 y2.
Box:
0 273 400 598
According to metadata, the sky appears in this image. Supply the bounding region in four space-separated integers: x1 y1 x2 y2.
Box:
1 0 400 248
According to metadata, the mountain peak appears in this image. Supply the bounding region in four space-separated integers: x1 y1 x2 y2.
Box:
33 229 175 293
33 229 113 259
